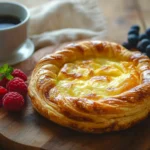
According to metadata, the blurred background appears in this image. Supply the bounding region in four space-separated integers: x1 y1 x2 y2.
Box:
0 0 149 45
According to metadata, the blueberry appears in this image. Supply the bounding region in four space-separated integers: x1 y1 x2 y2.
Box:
137 39 150 52
139 33 148 41
146 28 150 38
146 44 150 57
122 42 132 49
128 34 139 47
128 29 139 36
130 25 140 32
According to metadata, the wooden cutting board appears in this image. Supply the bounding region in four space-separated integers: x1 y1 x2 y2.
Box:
0 0 150 149
0 45 150 150
0 97 150 150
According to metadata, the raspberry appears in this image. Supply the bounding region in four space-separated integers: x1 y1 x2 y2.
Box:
0 86 7 107
12 69 27 81
7 77 27 97
3 92 24 112
0 77 9 87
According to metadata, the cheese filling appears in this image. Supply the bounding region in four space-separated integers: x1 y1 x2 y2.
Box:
49 58 140 100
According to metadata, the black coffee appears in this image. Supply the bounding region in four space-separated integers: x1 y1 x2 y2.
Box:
0 15 20 29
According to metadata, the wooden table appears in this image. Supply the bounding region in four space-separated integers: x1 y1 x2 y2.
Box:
0 0 150 150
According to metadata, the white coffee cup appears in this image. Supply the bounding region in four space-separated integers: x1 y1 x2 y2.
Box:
0 2 30 61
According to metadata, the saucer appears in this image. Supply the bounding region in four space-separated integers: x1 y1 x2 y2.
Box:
0 39 34 65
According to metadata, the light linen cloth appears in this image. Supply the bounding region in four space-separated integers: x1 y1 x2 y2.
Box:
29 0 106 50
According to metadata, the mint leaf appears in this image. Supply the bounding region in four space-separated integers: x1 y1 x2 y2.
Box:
3 64 9 72
6 74 13 80
0 66 5 73
0 74 5 80
7 66 13 74
0 64 14 80
0 64 9 73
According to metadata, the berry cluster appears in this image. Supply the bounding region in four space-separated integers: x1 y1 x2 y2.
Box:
0 64 27 112
122 25 150 57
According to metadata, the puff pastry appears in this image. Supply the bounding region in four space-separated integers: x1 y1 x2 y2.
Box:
28 41 150 133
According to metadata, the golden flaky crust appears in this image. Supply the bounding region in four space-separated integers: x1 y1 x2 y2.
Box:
28 41 150 133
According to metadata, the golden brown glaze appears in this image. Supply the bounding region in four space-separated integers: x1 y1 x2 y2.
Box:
28 41 150 133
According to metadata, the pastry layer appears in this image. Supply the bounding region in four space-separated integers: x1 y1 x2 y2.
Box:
28 41 150 133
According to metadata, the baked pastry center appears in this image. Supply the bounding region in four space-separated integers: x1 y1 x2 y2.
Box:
29 41 150 133
51 58 140 100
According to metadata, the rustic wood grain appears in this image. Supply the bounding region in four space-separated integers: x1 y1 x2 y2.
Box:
99 0 146 43
0 0 150 150
137 0 150 29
